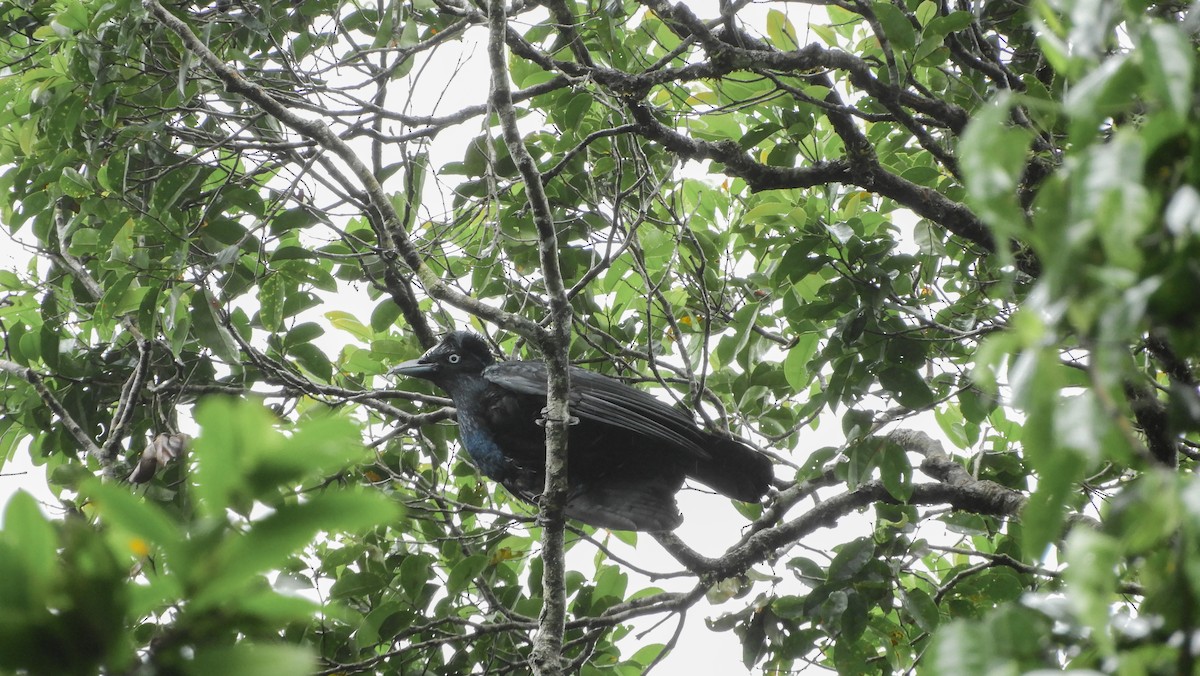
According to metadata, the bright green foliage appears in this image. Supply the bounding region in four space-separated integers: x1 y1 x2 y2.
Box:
2 0 1200 672
0 399 393 674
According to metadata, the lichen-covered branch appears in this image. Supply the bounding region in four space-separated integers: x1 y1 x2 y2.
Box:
484 0 574 671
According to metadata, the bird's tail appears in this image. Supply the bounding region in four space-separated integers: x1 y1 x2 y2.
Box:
689 435 773 502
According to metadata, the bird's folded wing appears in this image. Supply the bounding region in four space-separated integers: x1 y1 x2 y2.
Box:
483 362 711 459
565 475 685 531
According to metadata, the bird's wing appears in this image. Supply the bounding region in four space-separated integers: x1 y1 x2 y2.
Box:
565 474 685 531
482 361 710 459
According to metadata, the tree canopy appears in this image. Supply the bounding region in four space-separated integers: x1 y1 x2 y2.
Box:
1 0 1199 673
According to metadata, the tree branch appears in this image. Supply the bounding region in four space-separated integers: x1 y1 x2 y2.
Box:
0 360 105 467
485 0 574 672
654 429 1031 581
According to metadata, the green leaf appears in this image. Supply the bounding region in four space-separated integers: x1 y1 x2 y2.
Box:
199 491 401 607
828 537 874 584
291 343 333 381
67 228 100 256
843 437 883 489
270 207 320 235
327 310 372 341
285 322 324 346
270 246 315 262
83 480 181 557
330 570 387 600
446 554 490 596
254 414 370 487
741 200 792 227
841 590 869 640
934 405 969 448
96 271 135 321
879 442 913 501
926 619 994 673
191 289 241 364
59 167 92 198
872 2 916 51
766 9 799 50
1142 23 1194 124
400 554 434 602
188 643 315 676
191 398 272 516
878 367 935 409
1063 529 1119 655
715 302 759 367
925 11 973 38
783 333 819 390
1107 473 1181 553
594 565 629 601
235 588 321 623
902 587 939 633
914 0 937 27
1021 449 1085 558
959 95 1034 264
258 273 285 332
559 92 593 132
629 643 666 667
913 34 946 64
0 270 21 290
369 299 402 333
1 491 57 596
810 22 838 46
54 0 89 31
1063 55 1141 144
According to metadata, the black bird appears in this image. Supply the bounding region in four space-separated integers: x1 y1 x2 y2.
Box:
392 331 773 531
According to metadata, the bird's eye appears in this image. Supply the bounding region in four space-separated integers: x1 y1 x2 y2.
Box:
447 353 461 364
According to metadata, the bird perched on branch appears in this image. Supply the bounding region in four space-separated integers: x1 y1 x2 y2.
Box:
392 331 773 531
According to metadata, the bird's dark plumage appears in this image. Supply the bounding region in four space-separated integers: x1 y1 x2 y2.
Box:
392 331 773 531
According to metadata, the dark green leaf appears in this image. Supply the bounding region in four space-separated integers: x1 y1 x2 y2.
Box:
828 537 875 584
878 367 936 409
879 442 913 501
872 2 916 50
190 290 241 364
902 587 939 633
446 554 490 596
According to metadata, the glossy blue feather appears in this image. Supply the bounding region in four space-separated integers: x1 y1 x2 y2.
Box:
456 414 509 478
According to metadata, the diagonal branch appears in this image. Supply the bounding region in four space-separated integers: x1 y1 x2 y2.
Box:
654 429 1030 580
0 360 105 468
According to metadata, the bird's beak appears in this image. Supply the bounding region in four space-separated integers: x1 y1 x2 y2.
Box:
389 358 439 380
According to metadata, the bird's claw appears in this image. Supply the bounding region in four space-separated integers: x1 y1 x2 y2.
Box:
536 406 579 427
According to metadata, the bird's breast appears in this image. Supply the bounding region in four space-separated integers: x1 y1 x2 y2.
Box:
456 414 512 479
